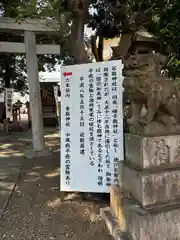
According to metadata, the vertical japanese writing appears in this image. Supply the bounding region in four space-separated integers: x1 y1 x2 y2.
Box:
65 77 70 98
80 76 85 127
64 75 71 186
88 68 95 166
104 67 111 187
64 132 71 186
113 157 119 183
111 65 119 184
80 76 85 155
96 68 103 186
65 106 70 127
61 61 123 192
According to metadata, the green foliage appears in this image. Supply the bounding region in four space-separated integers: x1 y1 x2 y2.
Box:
88 0 180 77
18 0 73 64
1 0 180 83
157 1 180 77
0 0 26 92
88 0 165 38
0 0 62 93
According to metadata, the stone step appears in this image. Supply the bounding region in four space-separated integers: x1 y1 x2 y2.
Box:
121 164 180 207
125 134 180 169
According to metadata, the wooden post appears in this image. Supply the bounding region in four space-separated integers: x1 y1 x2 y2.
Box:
24 31 45 151
18 108 21 122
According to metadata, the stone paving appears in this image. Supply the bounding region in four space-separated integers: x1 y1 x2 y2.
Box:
0 130 112 240
0 137 30 218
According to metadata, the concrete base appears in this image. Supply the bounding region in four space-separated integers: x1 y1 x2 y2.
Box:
121 164 180 208
100 207 130 240
110 185 127 230
25 147 52 159
108 185 180 240
124 200 180 240
125 134 180 169
101 202 180 240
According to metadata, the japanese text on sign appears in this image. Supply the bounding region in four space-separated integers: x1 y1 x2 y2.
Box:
61 60 124 193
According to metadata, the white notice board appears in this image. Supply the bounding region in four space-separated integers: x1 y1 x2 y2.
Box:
61 60 124 192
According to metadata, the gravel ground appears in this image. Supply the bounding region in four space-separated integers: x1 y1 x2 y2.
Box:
0 136 112 240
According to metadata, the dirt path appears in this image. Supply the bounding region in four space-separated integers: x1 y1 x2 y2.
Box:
0 136 112 240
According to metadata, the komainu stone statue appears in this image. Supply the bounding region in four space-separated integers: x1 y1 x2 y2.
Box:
123 52 180 136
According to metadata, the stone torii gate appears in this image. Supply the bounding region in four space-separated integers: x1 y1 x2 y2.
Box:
0 17 60 156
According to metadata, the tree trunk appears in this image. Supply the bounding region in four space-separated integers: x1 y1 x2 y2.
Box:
70 0 92 64
98 35 104 62
71 16 89 64
90 34 104 62
111 32 134 60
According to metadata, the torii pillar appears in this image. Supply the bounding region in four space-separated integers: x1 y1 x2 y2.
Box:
24 31 50 157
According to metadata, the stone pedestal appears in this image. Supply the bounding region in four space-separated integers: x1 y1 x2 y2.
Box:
122 164 180 207
107 187 180 240
125 134 180 169
101 134 180 240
